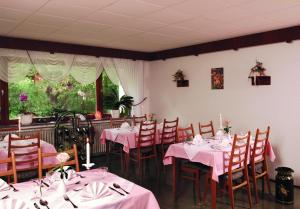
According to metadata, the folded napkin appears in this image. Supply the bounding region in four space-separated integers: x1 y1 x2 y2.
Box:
0 198 29 209
0 178 9 191
81 182 111 201
120 122 130 129
193 134 203 145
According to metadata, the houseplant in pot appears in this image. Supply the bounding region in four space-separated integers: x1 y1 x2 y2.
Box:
104 89 134 118
19 92 33 125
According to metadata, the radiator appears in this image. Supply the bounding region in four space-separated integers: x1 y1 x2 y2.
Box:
0 121 112 156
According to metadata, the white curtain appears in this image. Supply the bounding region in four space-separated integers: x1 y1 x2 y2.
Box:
0 48 145 115
113 58 144 116
0 49 32 83
71 55 103 85
100 57 120 85
28 51 74 82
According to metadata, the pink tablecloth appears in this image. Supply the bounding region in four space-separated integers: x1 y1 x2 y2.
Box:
0 140 57 171
163 140 275 182
0 168 160 209
100 126 162 153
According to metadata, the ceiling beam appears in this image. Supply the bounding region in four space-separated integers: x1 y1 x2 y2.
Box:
0 25 299 61
0 36 150 60
149 25 300 60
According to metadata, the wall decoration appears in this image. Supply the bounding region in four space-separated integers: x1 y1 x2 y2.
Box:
211 68 224 89
248 61 271 85
172 69 189 87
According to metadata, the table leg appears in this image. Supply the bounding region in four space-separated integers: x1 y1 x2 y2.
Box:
172 157 177 200
125 152 130 177
105 140 109 166
211 179 217 209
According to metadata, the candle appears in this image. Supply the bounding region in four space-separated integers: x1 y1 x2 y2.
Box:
219 114 223 129
86 138 90 165
18 116 21 132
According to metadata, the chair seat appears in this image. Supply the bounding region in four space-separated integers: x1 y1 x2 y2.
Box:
220 171 244 181
130 147 155 158
249 162 264 173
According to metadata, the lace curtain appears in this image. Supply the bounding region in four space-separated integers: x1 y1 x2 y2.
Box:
0 49 32 83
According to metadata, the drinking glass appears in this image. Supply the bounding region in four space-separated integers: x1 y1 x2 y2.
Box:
99 167 108 179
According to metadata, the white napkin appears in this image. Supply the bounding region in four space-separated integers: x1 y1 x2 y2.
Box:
193 134 203 145
0 178 9 191
81 181 111 201
3 134 19 141
120 122 130 129
0 198 29 209
157 123 164 130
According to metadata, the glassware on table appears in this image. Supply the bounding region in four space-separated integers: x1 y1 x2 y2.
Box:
99 167 108 179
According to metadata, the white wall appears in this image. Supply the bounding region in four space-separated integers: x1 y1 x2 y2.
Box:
145 40 300 185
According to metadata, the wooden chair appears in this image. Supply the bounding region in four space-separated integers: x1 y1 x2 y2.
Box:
204 132 252 209
160 118 179 159
250 126 271 203
199 121 215 138
8 133 40 173
177 124 203 204
130 120 158 181
0 152 17 183
133 114 147 126
38 144 79 179
106 118 129 170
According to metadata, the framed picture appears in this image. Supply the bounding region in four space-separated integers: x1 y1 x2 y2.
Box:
211 67 224 89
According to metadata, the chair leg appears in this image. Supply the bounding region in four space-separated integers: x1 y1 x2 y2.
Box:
265 174 272 195
245 173 253 208
253 176 259 204
228 186 235 209
138 159 142 182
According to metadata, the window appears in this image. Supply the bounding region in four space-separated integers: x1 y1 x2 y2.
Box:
0 68 119 124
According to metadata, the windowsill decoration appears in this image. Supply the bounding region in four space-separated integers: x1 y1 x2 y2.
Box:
19 93 33 125
173 69 189 87
248 61 271 85
105 89 134 118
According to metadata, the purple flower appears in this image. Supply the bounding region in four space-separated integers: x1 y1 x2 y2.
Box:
19 93 28 102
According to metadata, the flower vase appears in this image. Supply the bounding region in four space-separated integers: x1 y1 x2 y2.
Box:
57 179 67 194
20 114 33 125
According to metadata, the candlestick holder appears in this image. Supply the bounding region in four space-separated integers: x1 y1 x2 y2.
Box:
82 163 95 170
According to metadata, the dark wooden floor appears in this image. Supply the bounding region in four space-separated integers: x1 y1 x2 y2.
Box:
91 155 300 209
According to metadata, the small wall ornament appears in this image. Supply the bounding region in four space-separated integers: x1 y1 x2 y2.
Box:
173 69 189 87
248 61 271 85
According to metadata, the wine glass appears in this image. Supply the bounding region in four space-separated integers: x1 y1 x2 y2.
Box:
99 167 108 180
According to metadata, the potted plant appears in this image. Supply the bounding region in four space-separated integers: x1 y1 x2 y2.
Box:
19 93 33 125
173 69 189 87
104 89 134 118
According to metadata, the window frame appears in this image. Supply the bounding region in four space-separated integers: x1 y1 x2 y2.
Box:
0 75 103 126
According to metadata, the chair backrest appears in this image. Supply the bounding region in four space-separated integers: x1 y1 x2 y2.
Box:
199 121 215 137
251 126 270 164
0 152 17 183
225 132 251 177
38 144 79 179
161 118 179 145
133 114 147 126
137 120 156 148
8 133 40 172
177 124 195 143
110 118 129 128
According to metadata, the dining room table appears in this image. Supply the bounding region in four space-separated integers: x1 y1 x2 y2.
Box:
0 135 57 171
100 123 165 173
0 168 160 209
163 136 276 209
